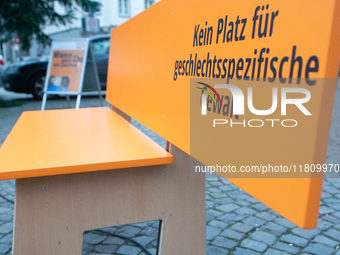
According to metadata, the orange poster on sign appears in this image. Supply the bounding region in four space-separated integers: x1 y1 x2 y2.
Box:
47 50 84 92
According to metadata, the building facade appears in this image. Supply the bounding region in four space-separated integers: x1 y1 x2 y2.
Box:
2 0 160 63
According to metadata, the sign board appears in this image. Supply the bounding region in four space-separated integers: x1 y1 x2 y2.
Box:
106 0 340 228
85 17 100 33
42 39 103 110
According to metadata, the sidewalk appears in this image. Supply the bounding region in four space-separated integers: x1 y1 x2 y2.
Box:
0 87 340 254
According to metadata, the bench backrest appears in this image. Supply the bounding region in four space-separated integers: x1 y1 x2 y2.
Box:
106 0 340 228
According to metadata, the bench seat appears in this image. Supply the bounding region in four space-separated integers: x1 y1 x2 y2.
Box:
0 107 173 180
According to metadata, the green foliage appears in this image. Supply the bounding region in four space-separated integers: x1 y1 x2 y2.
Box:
0 0 100 50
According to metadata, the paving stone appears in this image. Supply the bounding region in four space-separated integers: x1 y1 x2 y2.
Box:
0 222 12 235
304 243 334 255
132 236 155 246
250 231 276 245
0 203 14 210
0 243 11 254
318 206 335 214
208 188 222 193
228 191 251 200
211 192 227 199
210 181 224 186
217 213 245 224
252 203 270 211
151 240 158 247
321 192 332 199
324 197 340 203
93 244 118 253
212 236 238 249
83 233 107 245
231 194 252 201
206 245 229 255
323 229 340 241
336 249 340 255
86 252 109 255
291 228 321 239
206 214 214 222
264 248 291 255
219 185 233 192
243 216 266 227
327 179 340 187
208 220 229 229
333 211 340 218
267 209 281 217
116 226 142 237
316 219 333 230
235 200 251 207
327 203 340 210
102 236 125 245
261 222 287 236
240 238 267 252
131 221 151 228
274 218 296 229
206 226 221 241
235 207 257 216
147 248 157 255
220 178 232 185
322 214 340 224
231 222 254 233
280 234 308 247
212 198 234 204
312 235 339 248
323 187 340 195
101 227 120 233
207 209 224 217
115 245 142 255
234 247 261 255
334 223 340 230
0 234 12 244
273 241 300 254
0 208 12 215
216 203 240 213
256 212 277 221
247 198 260 203
0 214 11 223
220 228 245 240
82 243 92 253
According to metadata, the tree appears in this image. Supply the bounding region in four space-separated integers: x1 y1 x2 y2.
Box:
0 0 100 50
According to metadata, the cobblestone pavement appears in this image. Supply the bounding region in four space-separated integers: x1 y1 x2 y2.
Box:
0 84 340 255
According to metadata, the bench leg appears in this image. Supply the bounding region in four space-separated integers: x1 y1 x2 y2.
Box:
12 144 206 254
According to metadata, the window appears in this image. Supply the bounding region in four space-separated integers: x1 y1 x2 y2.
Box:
119 0 130 17
145 0 154 9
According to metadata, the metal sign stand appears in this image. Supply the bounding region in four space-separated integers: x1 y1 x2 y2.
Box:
41 39 103 111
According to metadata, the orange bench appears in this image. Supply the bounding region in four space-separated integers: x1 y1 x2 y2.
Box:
0 107 205 254
1 0 340 254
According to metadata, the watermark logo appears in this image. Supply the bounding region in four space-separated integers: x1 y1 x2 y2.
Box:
197 81 312 128
196 82 222 115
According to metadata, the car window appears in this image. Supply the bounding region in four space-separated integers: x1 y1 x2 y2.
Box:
91 38 110 55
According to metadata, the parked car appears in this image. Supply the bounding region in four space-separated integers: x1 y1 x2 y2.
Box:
1 35 110 99
0 65 5 87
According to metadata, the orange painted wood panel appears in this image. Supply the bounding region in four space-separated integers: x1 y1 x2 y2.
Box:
106 0 340 228
0 107 172 180
106 0 340 154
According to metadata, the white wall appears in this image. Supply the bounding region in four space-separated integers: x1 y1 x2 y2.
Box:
43 0 161 36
